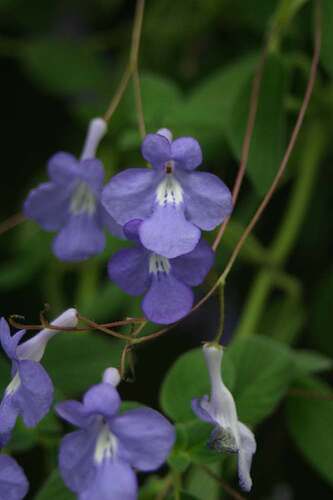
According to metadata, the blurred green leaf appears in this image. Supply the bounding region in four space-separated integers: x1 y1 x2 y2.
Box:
260 296 305 344
21 37 110 98
170 420 222 468
139 475 168 500
292 350 333 375
0 224 50 290
228 335 292 424
286 376 333 487
35 470 74 500
43 333 124 396
226 54 288 195
170 54 256 129
185 463 221 500
221 219 269 265
321 0 333 78
160 347 235 423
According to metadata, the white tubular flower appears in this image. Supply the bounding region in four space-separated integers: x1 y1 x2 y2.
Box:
192 343 256 492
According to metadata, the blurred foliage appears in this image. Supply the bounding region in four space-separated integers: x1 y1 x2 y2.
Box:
0 0 333 498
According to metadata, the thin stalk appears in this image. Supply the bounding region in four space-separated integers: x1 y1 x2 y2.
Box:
103 0 145 122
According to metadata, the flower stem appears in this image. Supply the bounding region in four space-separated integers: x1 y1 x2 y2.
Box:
103 0 145 123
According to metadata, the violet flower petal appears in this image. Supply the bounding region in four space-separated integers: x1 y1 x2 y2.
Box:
15 359 53 427
142 273 193 324
24 182 71 232
47 152 81 184
111 407 175 472
52 213 105 262
56 400 92 429
102 168 160 225
141 134 171 168
178 170 233 230
191 396 215 424
83 383 121 418
0 455 29 500
139 205 201 259
79 459 137 500
59 428 97 494
108 247 150 296
171 238 214 287
238 422 256 492
171 137 202 171
0 319 25 360
0 396 19 444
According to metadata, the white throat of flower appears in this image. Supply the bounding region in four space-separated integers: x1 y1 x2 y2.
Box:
202 344 240 452
70 182 96 215
94 422 118 464
6 372 21 396
149 254 171 275
69 117 107 216
156 173 183 207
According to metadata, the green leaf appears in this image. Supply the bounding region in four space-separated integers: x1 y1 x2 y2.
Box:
221 219 269 265
21 38 110 97
170 421 223 467
226 54 288 195
286 377 333 487
185 463 221 500
292 350 333 375
119 72 183 144
34 470 74 500
160 347 235 423
260 296 305 344
169 54 256 132
43 333 123 396
228 335 292 424
321 0 333 78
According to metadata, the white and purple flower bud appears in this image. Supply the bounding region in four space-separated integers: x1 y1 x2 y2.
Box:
192 343 257 492
17 308 78 362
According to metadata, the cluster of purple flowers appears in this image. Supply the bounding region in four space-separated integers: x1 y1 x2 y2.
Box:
24 121 233 324
0 314 175 500
4 118 257 500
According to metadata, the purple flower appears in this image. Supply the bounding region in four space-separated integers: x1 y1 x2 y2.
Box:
102 128 233 259
192 344 256 492
56 368 175 500
0 455 29 500
24 118 123 262
0 309 78 446
108 219 214 324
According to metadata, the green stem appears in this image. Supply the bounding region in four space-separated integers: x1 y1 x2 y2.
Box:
236 121 326 338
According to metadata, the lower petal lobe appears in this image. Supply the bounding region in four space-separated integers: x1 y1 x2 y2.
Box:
139 204 200 259
79 459 137 500
142 273 193 324
53 212 105 262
